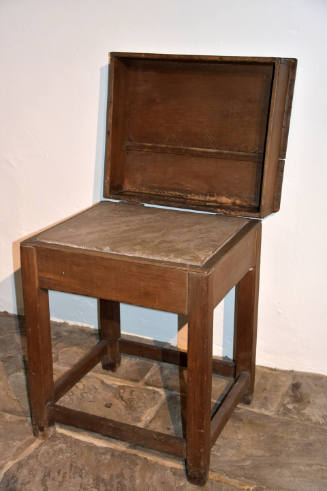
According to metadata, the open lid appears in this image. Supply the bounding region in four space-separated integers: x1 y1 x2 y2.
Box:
104 52 296 218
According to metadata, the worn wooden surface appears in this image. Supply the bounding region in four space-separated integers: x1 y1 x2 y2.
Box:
30 200 249 268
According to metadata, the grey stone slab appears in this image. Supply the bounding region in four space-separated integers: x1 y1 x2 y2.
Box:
0 314 25 361
144 362 185 392
0 362 24 416
7 371 30 416
0 312 23 335
51 321 97 360
58 373 164 426
0 332 22 360
239 366 292 416
145 361 230 402
0 352 25 377
147 392 185 438
277 371 327 426
56 346 155 383
0 433 237 490
0 412 34 475
211 407 327 491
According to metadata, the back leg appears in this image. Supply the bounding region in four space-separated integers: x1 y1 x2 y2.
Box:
98 299 121 371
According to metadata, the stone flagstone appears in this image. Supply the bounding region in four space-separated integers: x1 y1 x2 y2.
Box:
57 373 164 426
0 412 35 476
144 360 231 402
56 346 155 383
277 370 327 425
239 366 292 416
0 433 240 491
1 312 327 490
211 407 327 491
0 362 25 417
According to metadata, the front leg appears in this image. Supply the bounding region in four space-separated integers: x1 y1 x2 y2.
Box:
186 273 213 486
21 245 54 436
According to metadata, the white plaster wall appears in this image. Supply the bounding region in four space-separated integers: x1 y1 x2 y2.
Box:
1 0 326 374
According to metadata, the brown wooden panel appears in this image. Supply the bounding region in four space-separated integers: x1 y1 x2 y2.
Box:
208 221 258 308
104 53 296 218
261 59 296 216
111 52 281 63
125 59 273 153
280 59 297 159
124 149 262 209
104 56 128 193
36 246 188 314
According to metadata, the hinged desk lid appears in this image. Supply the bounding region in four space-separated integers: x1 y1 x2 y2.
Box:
104 52 296 218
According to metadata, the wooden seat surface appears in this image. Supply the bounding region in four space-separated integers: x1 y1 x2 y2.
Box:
32 200 249 268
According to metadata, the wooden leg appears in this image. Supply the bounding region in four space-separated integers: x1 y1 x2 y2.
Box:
21 245 54 436
186 273 213 486
234 223 262 404
98 299 121 371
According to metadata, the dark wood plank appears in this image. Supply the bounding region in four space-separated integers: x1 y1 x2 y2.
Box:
52 404 186 458
108 190 261 218
124 149 262 209
20 244 54 436
119 337 235 378
99 299 121 371
273 159 285 212
104 55 128 193
234 223 262 403
279 58 297 159
126 141 263 161
53 340 109 402
186 273 213 486
110 52 282 63
210 371 250 447
36 246 188 314
261 59 293 216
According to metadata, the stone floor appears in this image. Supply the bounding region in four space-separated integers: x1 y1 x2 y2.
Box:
0 311 327 490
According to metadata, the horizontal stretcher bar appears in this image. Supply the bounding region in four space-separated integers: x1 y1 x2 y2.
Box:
51 404 186 457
